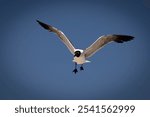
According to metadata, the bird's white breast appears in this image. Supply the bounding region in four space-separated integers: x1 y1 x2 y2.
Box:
73 56 86 64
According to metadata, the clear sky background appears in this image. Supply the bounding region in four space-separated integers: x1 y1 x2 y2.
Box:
0 0 150 99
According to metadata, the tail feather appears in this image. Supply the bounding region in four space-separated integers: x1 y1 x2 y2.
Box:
85 60 91 63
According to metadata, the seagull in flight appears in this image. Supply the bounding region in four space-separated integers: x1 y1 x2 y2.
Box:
37 20 134 74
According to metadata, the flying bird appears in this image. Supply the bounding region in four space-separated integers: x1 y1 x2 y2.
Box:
36 20 134 74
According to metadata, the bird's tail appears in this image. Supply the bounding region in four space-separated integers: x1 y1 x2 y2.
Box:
85 60 91 63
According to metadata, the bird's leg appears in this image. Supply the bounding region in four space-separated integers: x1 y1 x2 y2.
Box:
73 62 78 74
80 64 84 71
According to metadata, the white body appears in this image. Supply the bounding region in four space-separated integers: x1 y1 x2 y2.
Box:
73 49 90 64
73 56 86 64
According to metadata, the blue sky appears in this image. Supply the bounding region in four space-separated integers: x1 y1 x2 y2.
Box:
0 0 150 99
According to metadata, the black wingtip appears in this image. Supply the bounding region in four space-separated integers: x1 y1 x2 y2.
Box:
36 19 40 23
36 20 51 30
114 35 134 43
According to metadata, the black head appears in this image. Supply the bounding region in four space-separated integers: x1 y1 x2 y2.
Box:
74 51 81 57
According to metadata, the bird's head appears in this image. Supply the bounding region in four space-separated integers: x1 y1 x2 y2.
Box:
74 49 83 57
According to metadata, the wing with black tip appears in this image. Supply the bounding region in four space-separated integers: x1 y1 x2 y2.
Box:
84 34 134 58
37 20 75 55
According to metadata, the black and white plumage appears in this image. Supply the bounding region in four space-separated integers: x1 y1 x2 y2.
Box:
37 20 134 74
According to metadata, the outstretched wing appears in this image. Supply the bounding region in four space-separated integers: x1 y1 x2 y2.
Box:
83 34 134 58
37 20 75 55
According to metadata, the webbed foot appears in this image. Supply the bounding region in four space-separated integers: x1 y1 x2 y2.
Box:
80 66 84 71
73 69 78 74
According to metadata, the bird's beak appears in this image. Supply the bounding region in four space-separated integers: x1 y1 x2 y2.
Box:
74 54 77 57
